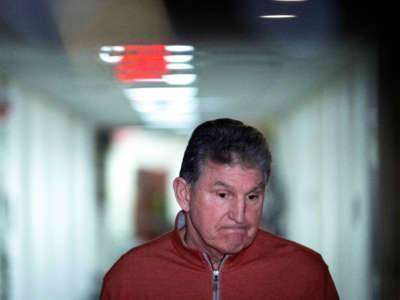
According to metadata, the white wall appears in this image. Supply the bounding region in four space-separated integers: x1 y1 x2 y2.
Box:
5 81 98 300
272 53 377 299
102 128 187 270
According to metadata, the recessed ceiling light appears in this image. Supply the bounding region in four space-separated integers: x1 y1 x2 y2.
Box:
260 14 297 18
273 0 307 2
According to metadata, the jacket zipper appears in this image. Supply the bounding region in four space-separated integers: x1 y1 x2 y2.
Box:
212 270 220 300
203 254 229 300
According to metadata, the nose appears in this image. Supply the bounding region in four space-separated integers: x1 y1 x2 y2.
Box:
228 198 246 224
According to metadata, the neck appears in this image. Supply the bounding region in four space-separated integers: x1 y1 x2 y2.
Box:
179 226 225 270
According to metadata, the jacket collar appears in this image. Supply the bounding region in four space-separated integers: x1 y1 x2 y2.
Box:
171 211 209 269
171 210 259 271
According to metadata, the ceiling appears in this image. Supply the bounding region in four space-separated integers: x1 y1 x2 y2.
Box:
0 0 369 130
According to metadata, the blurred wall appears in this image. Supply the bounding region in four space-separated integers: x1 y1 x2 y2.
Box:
101 128 186 272
4 81 98 300
272 51 377 299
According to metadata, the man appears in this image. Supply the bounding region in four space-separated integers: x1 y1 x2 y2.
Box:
100 118 339 299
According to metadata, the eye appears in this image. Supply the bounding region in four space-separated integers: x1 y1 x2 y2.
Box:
247 194 259 201
218 192 227 199
215 190 232 200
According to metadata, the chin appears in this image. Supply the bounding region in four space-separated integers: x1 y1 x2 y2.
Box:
220 240 250 254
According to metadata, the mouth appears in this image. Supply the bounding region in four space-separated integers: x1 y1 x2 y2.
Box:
220 226 248 231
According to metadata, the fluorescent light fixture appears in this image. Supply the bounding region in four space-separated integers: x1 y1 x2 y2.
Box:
124 87 198 117
113 46 125 52
166 63 194 70
123 86 199 128
129 101 162 113
123 87 198 102
164 55 193 63
133 74 197 85
142 112 196 122
163 74 197 85
273 0 307 1
141 112 199 128
130 97 198 113
100 45 125 52
99 45 125 63
165 45 195 52
98 52 123 63
100 46 113 52
260 15 297 18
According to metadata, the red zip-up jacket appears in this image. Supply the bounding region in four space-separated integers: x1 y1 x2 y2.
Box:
100 212 339 300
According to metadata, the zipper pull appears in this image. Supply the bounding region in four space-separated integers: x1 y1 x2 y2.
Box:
213 270 220 281
212 270 220 293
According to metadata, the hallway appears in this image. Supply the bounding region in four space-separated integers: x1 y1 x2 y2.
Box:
1 0 398 299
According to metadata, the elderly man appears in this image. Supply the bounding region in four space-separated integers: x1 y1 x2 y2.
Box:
100 118 339 299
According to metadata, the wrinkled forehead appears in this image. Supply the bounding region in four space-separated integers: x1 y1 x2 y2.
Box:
197 157 266 185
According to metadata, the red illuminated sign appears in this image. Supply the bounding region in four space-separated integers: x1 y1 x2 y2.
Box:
114 45 171 83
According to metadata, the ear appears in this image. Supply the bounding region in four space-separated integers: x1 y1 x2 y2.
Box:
173 177 191 212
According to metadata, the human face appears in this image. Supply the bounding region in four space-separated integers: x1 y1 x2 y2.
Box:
185 159 265 257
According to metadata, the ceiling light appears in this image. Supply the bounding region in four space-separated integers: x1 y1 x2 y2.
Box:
164 55 193 63
163 74 197 85
124 88 198 116
98 52 123 63
141 112 199 128
100 46 112 52
165 45 195 52
133 74 197 85
123 87 198 102
99 45 125 63
166 63 194 70
142 113 197 122
100 45 125 52
130 97 198 113
260 15 297 18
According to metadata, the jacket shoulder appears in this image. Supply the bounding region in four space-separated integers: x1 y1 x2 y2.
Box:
254 229 327 266
102 231 175 284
